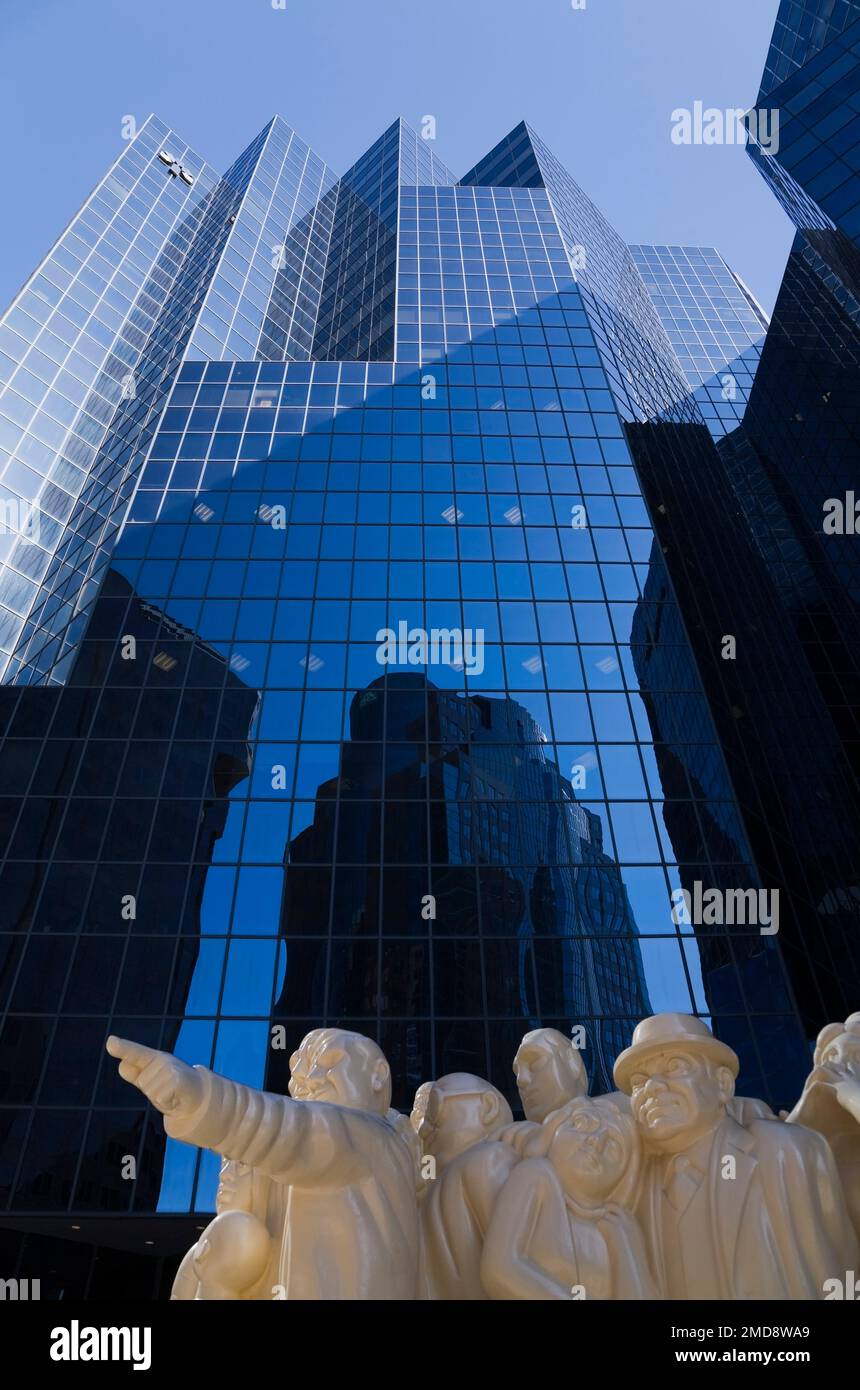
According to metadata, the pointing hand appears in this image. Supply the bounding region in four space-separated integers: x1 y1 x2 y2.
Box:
106 1035 205 1116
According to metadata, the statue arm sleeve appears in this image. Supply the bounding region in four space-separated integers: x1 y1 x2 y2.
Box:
481 1162 572 1301
767 1123 859 1294
163 1069 368 1185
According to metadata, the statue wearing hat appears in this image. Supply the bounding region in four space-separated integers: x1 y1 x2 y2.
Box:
613 1012 859 1300
786 1012 860 1241
105 1011 860 1300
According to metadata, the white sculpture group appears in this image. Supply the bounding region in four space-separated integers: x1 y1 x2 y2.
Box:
106 1010 860 1300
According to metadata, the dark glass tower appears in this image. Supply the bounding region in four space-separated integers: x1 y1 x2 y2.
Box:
739 0 860 1026
747 0 860 262
626 1 860 1042
0 112 822 1298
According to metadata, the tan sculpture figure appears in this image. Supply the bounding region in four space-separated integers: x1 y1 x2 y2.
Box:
171 1158 277 1300
107 1028 421 1300
106 1010 860 1299
419 1073 517 1299
786 1012 860 1240
515 1027 588 1123
498 1027 589 1157
410 1081 433 1135
613 1013 860 1299
190 1210 272 1300
482 1095 660 1300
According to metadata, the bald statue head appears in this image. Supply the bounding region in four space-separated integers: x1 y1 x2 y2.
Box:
514 1028 588 1122
420 1073 513 1170
288 1028 391 1116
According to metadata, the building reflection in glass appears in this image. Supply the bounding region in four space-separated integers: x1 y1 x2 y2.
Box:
272 673 651 1096
0 568 258 1217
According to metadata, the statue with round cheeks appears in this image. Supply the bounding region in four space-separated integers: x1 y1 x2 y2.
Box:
514 1028 588 1123
626 1048 734 1155
420 1073 513 1171
287 1028 391 1116
611 1012 859 1300
614 1013 738 1155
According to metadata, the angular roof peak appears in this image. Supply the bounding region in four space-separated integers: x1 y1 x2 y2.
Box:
459 121 545 188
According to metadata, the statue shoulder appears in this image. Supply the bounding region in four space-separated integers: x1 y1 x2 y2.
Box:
494 1154 555 1198
747 1113 834 1164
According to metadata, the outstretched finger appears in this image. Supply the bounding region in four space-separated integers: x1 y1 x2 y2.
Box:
107 1035 159 1075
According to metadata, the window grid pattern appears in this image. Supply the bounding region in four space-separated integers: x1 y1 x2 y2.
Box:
0 119 281 688
751 12 860 246
0 119 813 1226
187 117 338 364
757 0 860 99
631 245 769 440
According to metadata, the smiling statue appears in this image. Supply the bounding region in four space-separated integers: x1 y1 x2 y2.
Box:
106 1012 860 1300
107 1028 420 1300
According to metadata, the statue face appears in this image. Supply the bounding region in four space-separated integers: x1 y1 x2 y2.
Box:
549 1100 629 1203
215 1159 254 1215
514 1038 584 1122
288 1030 383 1111
819 1032 860 1080
421 1086 487 1165
629 1048 727 1152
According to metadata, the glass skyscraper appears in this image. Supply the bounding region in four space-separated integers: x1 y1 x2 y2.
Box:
630 245 768 440
747 0 860 253
0 109 831 1298
625 0 860 1050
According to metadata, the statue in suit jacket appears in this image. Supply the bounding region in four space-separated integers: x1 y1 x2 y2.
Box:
107 1028 420 1301
613 1013 859 1300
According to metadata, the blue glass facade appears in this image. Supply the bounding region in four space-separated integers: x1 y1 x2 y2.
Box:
757 0 860 98
630 246 768 440
647 0 860 1043
0 112 833 1296
0 116 284 689
748 1 860 254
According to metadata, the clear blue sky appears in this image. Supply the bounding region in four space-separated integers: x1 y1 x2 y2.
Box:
0 0 790 314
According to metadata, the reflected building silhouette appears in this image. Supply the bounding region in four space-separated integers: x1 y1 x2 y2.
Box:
630 534 822 1095
0 98 829 1298
0 568 257 1232
271 674 650 1100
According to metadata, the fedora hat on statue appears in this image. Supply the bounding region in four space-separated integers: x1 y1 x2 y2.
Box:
613 1013 739 1095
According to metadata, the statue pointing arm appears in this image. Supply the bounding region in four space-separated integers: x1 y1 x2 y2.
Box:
106 1036 372 1188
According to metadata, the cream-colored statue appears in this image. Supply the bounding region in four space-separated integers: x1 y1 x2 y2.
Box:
419 1073 517 1299
410 1081 433 1135
189 1210 272 1300
107 1010 860 1300
613 1013 859 1299
482 1095 659 1299
498 1027 589 1157
171 1159 277 1300
727 1094 775 1124
786 1012 860 1240
515 1027 588 1123
107 1028 420 1300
